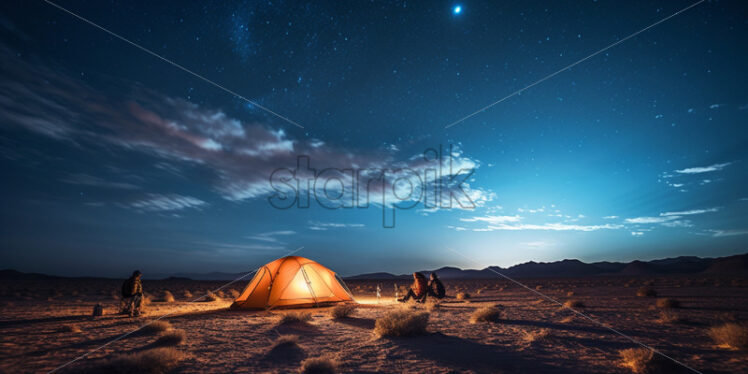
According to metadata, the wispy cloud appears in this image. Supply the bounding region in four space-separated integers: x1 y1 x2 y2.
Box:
460 215 521 224
308 221 365 231
247 230 295 243
660 207 719 217
128 194 207 212
708 229 748 237
630 231 644 237
625 216 678 224
61 173 140 190
465 222 622 232
603 215 619 220
520 241 555 248
675 162 731 175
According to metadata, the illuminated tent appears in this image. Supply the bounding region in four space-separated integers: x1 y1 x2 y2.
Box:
230 256 355 310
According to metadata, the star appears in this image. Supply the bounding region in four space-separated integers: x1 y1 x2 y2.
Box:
453 5 462 15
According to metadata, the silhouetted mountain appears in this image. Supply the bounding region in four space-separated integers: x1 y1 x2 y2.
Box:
703 253 748 274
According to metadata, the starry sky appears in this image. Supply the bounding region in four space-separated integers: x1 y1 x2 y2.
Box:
0 0 746 278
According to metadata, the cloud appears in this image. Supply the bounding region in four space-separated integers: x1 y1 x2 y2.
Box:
0 44 492 210
660 220 693 228
520 241 555 248
308 221 365 231
709 229 748 237
603 215 618 219
128 194 207 212
660 207 718 217
61 173 140 190
517 207 544 213
625 216 678 224
462 222 622 232
630 231 644 237
247 230 296 243
675 162 731 175
460 215 521 224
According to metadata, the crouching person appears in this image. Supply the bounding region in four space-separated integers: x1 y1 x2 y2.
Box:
121 270 144 317
423 272 446 302
398 272 428 303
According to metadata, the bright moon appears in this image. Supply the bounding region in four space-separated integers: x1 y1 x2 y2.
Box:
453 5 462 15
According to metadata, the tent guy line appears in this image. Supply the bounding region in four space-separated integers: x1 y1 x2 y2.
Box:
41 0 305 130
444 0 706 129
47 246 306 374
445 247 704 374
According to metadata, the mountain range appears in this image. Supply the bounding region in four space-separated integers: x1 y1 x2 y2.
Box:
2 253 746 281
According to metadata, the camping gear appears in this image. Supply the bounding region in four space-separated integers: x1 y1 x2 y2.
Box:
230 256 355 310
92 303 103 317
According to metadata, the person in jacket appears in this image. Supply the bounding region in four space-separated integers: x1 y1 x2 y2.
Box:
398 272 428 302
425 272 446 300
121 270 144 316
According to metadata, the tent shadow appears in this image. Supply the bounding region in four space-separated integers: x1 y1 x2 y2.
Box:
388 332 584 373
335 316 376 330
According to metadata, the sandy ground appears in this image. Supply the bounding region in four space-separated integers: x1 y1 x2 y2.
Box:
1 276 747 373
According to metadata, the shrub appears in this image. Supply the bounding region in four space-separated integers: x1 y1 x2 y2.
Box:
456 292 470 300
201 291 219 302
656 298 680 309
182 290 193 299
563 300 584 308
330 304 357 319
299 355 338 374
102 347 183 374
59 324 82 333
161 291 175 303
141 320 172 334
278 311 313 325
272 334 300 349
657 310 682 324
470 306 502 324
521 329 549 344
566 291 575 297
637 287 657 297
709 323 748 350
154 329 185 346
374 309 429 337
229 289 241 298
619 348 681 373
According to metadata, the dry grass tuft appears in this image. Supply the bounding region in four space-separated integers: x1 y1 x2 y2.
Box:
655 298 680 309
154 329 186 346
619 348 681 373
182 290 193 299
102 347 183 374
278 311 313 325
141 320 172 334
470 306 502 324
272 334 300 349
201 291 219 302
330 303 357 319
559 315 574 324
636 287 657 297
456 292 471 300
656 310 682 324
374 309 429 337
521 329 550 344
299 355 338 374
59 324 82 333
563 300 585 308
161 291 175 303
566 291 575 297
229 289 241 298
709 323 748 350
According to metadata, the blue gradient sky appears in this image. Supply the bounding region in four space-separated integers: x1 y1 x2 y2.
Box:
0 0 746 277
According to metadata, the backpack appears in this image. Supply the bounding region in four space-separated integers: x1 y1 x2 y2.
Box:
121 278 135 298
434 279 445 298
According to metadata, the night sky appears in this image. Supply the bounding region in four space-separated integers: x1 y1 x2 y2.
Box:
0 1 746 278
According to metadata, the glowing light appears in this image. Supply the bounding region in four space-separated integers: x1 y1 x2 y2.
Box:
453 5 462 15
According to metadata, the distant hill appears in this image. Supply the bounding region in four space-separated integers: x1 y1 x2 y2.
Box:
3 253 746 281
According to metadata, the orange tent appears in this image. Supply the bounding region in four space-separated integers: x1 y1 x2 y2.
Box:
230 256 355 309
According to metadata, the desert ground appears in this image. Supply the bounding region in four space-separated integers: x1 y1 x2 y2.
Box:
1 275 747 373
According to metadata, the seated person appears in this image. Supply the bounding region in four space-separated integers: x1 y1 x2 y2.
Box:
398 272 428 303
425 272 446 300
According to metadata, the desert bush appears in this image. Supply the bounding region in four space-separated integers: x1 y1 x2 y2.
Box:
709 323 748 350
59 324 82 333
161 291 175 303
200 291 219 302
563 300 584 308
559 315 574 323
619 348 681 373
141 320 172 334
637 287 657 297
299 355 338 374
470 306 502 323
656 298 680 309
521 329 549 344
657 310 682 324
566 291 575 297
102 347 183 374
456 292 470 300
330 304 357 319
374 309 429 337
229 289 241 298
278 311 313 325
154 329 185 346
272 334 300 349
182 290 193 299
535 285 542 290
